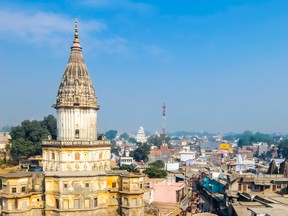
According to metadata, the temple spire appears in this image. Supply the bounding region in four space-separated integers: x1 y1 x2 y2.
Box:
73 18 80 44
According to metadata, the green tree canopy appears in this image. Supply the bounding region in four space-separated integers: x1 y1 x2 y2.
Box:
119 133 129 140
278 140 288 159
147 135 171 148
105 130 118 140
237 131 273 147
130 142 151 162
145 159 167 178
41 115 57 139
149 160 165 169
7 117 55 161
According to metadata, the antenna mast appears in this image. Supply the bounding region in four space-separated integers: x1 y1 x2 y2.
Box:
161 103 166 145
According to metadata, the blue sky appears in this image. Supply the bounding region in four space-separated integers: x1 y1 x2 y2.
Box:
1 0 288 134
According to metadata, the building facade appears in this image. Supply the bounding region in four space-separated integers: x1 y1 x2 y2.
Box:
0 20 144 216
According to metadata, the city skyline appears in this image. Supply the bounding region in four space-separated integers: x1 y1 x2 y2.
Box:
1 0 288 134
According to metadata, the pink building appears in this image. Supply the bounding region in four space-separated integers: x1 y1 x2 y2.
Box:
151 181 185 203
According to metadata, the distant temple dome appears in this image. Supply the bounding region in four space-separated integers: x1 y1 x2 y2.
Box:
136 126 147 143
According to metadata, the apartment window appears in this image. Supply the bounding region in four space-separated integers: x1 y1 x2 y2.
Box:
11 187 16 193
55 199 60 209
112 182 116 188
21 186 26 192
94 198 98 207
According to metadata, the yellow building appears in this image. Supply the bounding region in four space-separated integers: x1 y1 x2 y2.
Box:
0 19 144 216
0 172 44 216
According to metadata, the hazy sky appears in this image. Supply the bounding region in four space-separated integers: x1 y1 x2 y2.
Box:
1 0 288 134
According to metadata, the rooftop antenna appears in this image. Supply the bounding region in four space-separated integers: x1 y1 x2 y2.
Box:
161 103 166 145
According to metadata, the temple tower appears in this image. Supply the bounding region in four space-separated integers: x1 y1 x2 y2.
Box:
42 19 111 173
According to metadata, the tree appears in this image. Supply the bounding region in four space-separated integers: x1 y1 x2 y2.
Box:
130 143 150 162
128 137 136 143
149 160 165 169
41 115 57 139
7 119 50 161
278 140 288 159
144 166 167 178
105 130 117 140
119 133 129 140
237 131 273 147
148 135 171 148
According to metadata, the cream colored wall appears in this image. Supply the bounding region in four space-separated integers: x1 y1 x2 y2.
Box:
43 147 111 172
57 108 97 140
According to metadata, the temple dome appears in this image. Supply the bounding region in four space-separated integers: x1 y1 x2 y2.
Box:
54 19 99 110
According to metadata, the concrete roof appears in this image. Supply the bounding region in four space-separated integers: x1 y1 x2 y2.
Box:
0 172 32 178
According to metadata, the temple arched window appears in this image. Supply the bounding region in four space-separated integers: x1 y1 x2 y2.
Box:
51 153 55 160
75 152 80 160
75 129 80 139
99 152 103 160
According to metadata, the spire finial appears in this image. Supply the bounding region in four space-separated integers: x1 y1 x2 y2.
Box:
73 18 80 44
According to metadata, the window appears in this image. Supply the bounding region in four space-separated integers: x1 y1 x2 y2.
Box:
52 153 55 160
94 198 98 207
99 152 103 160
112 182 116 188
131 198 137 206
140 183 143 189
55 199 60 209
277 184 282 189
74 199 80 209
75 129 80 139
75 152 80 160
11 187 16 193
21 186 26 192
85 183 89 187
265 185 270 189
64 183 68 188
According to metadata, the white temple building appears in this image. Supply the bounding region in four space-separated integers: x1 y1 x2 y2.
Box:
136 126 147 143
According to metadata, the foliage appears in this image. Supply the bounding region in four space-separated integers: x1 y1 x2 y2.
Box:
119 133 129 140
7 115 57 162
144 159 167 178
237 131 273 147
41 115 57 139
278 140 288 159
129 142 151 162
119 164 138 172
105 130 117 140
111 146 120 156
149 160 165 169
128 137 137 143
147 135 171 148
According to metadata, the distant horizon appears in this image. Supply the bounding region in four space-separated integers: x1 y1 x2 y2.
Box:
2 0 288 134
